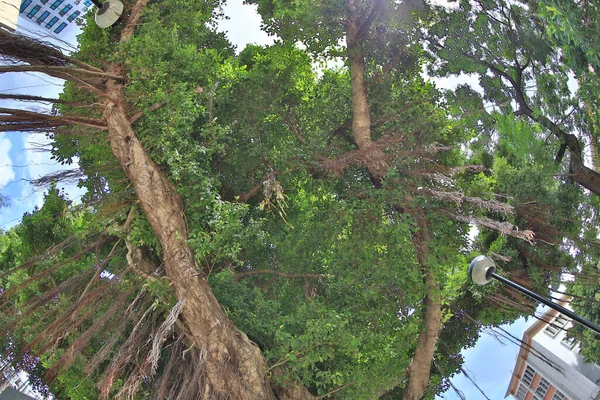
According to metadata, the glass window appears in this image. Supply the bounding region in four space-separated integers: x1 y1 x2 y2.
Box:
36 10 50 24
54 22 67 34
19 0 32 12
50 0 64 10
522 365 535 386
516 384 528 400
67 10 80 22
59 4 72 16
40 0 49 4
545 314 569 337
26 4 41 18
561 333 577 349
84 0 92 5
535 377 550 398
46 16 59 28
552 389 566 400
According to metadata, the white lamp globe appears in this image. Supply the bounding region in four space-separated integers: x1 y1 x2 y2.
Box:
95 0 124 29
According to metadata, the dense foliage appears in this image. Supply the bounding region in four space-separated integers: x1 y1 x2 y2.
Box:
1 0 599 399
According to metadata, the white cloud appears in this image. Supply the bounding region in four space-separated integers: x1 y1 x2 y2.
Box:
216 0 275 52
22 133 86 211
0 132 15 187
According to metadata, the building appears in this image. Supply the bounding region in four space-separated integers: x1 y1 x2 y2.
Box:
506 298 600 400
0 387 37 400
18 0 92 35
0 0 21 30
0 359 39 400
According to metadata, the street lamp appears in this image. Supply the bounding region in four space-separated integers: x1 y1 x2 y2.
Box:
468 255 600 335
90 0 124 28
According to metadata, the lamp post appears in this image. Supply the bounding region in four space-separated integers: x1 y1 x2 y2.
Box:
468 255 600 335
90 0 124 28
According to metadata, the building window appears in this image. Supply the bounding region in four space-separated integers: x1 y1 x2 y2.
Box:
84 0 92 5
67 10 80 22
19 0 32 12
561 334 577 349
46 16 59 28
26 4 41 18
516 384 528 400
40 0 49 4
535 377 550 398
37 11 50 24
54 22 67 33
50 0 64 10
545 314 569 337
522 365 535 386
59 4 73 16
551 389 566 400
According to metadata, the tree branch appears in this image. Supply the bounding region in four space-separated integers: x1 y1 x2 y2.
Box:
236 182 263 203
357 0 385 39
0 29 104 72
234 270 326 281
129 102 166 124
0 65 122 81
0 107 107 131
0 93 77 105
446 211 535 243
417 188 514 214
120 0 150 43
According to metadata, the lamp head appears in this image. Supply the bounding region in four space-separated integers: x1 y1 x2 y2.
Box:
468 255 496 285
95 0 124 28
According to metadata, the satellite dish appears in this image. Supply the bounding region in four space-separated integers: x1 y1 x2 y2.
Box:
94 0 124 29
468 255 496 285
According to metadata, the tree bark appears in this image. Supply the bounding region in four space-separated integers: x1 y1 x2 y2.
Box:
402 212 441 400
346 0 387 181
98 2 315 396
102 62 280 400
345 3 441 396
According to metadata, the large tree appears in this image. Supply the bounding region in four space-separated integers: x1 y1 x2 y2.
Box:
0 1 290 398
0 0 587 399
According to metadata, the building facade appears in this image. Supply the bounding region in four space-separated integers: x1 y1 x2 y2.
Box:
18 0 92 35
0 359 37 400
0 0 21 30
506 299 600 400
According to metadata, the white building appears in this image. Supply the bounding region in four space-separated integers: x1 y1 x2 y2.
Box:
506 298 600 400
18 0 92 36
0 0 21 30
0 359 38 399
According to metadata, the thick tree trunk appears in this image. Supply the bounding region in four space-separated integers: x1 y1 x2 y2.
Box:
402 213 441 400
98 3 314 397
346 0 387 180
103 66 278 399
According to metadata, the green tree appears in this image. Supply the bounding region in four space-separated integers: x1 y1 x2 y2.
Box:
427 0 600 195
0 1 586 399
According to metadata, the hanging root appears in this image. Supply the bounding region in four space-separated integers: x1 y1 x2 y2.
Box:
147 299 185 376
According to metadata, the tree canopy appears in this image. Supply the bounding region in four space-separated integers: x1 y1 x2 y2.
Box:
1 0 599 399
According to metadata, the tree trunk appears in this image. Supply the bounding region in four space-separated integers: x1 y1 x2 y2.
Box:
345 3 441 396
346 0 387 181
402 212 441 400
102 65 278 399
402 273 441 400
100 3 315 397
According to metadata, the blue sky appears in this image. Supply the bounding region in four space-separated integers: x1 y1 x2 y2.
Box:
0 17 85 230
0 2 533 399
439 317 530 399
